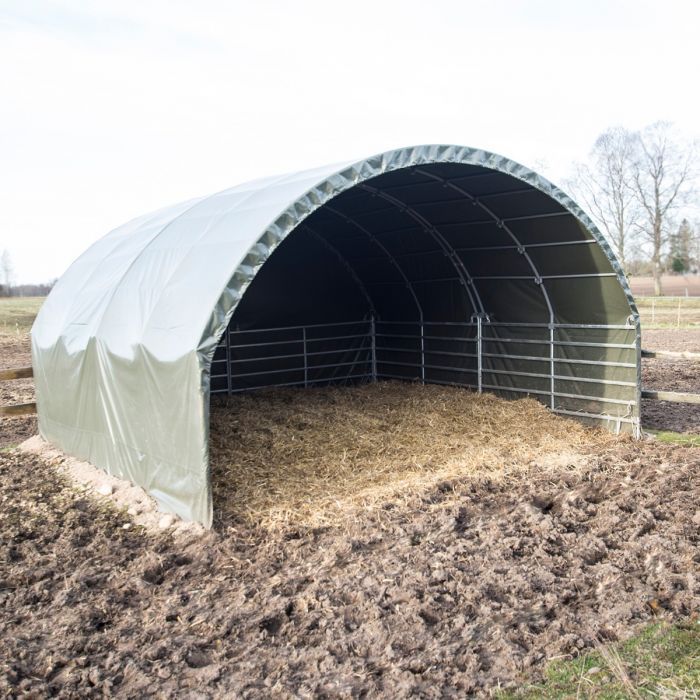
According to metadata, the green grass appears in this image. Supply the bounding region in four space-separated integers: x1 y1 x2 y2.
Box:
501 621 700 699
646 429 700 447
636 296 700 330
0 296 44 336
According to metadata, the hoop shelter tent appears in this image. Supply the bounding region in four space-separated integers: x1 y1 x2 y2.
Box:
31 145 641 527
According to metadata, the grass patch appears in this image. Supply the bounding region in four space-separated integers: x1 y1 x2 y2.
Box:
502 621 700 698
647 429 700 447
637 296 700 330
0 297 45 336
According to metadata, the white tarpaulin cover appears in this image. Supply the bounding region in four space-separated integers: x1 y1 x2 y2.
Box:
31 145 640 527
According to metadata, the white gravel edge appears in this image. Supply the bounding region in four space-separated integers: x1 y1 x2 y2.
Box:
18 435 204 538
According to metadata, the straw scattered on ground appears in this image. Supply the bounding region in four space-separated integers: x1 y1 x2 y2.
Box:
209 381 621 529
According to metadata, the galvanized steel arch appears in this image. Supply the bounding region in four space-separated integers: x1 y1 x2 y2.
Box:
201 144 639 369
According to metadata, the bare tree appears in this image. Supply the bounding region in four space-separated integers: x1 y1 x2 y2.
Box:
631 122 696 295
0 249 14 296
569 127 639 271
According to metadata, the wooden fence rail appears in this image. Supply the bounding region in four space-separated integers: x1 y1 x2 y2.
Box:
0 366 33 381
641 389 700 404
0 403 37 416
0 366 36 416
641 349 700 360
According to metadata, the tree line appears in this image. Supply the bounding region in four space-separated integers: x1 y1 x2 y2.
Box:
0 249 54 297
567 121 697 295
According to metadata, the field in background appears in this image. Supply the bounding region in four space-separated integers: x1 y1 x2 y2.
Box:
636 295 700 329
629 275 700 297
0 296 44 337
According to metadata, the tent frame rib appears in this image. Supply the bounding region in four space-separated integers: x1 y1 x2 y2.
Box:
357 183 485 318
412 167 558 408
324 204 427 382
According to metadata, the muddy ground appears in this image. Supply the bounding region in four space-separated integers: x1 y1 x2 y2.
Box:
1 329 700 697
641 329 700 434
1 439 699 698
0 335 36 448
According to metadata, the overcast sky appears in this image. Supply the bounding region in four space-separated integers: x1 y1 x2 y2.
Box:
2 0 698 284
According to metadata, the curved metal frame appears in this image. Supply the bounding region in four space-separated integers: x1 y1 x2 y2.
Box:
323 204 428 383
203 144 640 431
411 167 555 320
207 145 638 359
357 183 485 316
413 166 558 407
323 205 425 323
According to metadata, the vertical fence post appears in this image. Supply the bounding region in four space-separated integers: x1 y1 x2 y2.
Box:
226 326 233 395
677 298 682 329
420 317 426 384
302 326 308 388
370 315 377 382
476 314 482 393
549 323 555 410
651 297 655 324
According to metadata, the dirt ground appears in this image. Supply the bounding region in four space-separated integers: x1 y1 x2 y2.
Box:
0 335 36 448
1 437 699 698
2 328 700 697
641 329 700 434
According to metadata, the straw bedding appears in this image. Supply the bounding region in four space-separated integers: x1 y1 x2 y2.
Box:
209 381 619 529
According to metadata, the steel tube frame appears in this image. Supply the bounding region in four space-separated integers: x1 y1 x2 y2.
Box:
481 367 637 387
486 321 633 329
481 337 636 350
378 360 478 374
481 352 636 369
229 319 371 335
324 205 425 325
231 358 373 380
227 346 372 364
370 315 377 382
471 273 617 281
375 346 478 359
377 333 477 343
225 322 233 395
454 240 597 253
480 384 637 409
212 373 375 395
302 326 308 388
476 314 483 393
334 207 572 229
413 167 559 411
378 320 477 327
351 239 598 262
229 333 368 350
220 310 636 423
357 183 486 316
